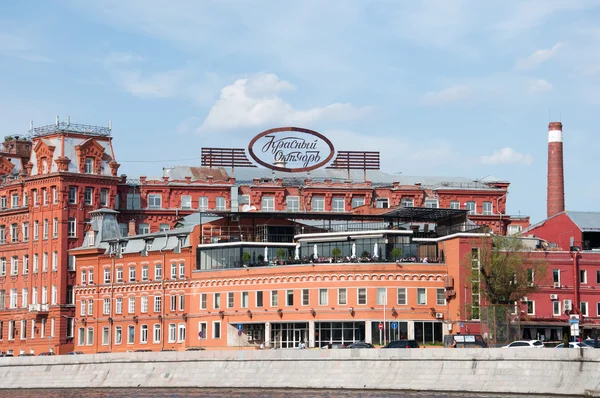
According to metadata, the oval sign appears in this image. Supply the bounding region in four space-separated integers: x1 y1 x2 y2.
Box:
248 127 335 173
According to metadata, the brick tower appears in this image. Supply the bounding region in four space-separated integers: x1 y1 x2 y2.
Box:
547 121 565 218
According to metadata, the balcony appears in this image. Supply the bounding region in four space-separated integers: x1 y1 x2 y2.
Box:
28 304 49 313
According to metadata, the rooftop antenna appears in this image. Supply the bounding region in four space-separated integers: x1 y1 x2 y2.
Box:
29 120 33 132
56 115 59 126
67 115 71 125
108 120 112 131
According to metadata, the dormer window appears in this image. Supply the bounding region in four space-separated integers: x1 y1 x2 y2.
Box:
41 158 48 174
87 231 95 246
85 157 94 174
146 240 153 252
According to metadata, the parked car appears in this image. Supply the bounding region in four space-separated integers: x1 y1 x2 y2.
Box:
345 342 374 349
185 347 206 351
502 340 544 348
134 349 152 352
383 340 420 348
0 353 14 357
18 353 35 357
582 339 600 348
66 351 85 355
555 342 590 349
38 352 56 356
321 343 345 349
443 334 488 348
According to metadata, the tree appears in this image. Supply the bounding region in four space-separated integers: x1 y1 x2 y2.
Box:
241 251 251 265
391 247 402 261
276 248 287 263
468 235 548 305
331 247 341 261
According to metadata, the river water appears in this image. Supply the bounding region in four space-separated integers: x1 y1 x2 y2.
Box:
0 389 579 398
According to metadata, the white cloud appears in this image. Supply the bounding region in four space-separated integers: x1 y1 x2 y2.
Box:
419 85 471 106
527 78 553 93
104 52 144 67
481 147 533 165
515 42 566 70
115 69 190 99
0 32 52 62
197 73 370 132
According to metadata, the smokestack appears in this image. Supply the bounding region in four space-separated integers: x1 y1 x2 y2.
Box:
547 121 565 218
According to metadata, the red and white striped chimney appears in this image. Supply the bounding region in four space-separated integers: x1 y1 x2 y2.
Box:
547 122 565 218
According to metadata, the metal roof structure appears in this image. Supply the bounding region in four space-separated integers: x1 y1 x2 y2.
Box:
29 121 111 138
566 211 600 232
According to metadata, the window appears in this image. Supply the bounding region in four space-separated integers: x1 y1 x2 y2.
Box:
241 292 249 308
129 266 136 282
213 321 221 339
52 187 58 204
141 296 148 313
553 301 561 316
22 255 28 275
466 201 476 215
302 289 309 306
159 224 170 232
85 157 94 173
67 218 76 238
181 195 192 209
338 288 347 305
153 324 161 343
102 326 109 345
424 199 438 208
51 285 57 305
43 219 48 239
450 201 460 209
140 325 148 344
126 193 141 209
148 194 162 209
256 291 263 308
68 187 77 204
87 298 92 315
0 196 6 209
375 198 389 208
400 198 414 207
100 189 108 207
128 297 135 313
103 298 110 315
311 197 324 212
115 326 122 345
227 292 234 308
42 252 48 272
10 223 17 242
554 269 560 284
397 288 407 305
0 225 5 244
0 257 5 276
128 325 135 344
81 270 87 284
179 294 184 311
200 293 207 310
9 289 16 308
87 328 94 346
271 291 278 307
22 222 29 242
20 320 26 340
8 320 15 340
78 328 85 346
155 263 162 280
332 197 345 212
52 251 58 271
483 201 492 215
171 263 177 279
21 288 28 308
168 324 176 342
261 196 275 212
154 296 162 312
84 188 93 205
214 293 221 309
351 197 365 209
597 270 600 284
526 300 535 315
115 298 123 314
139 224 150 235
179 262 185 279
581 302 589 317
142 265 149 281
436 289 446 305
198 322 207 340
42 188 47 205
178 324 186 342
580 270 587 284
286 196 299 212
417 288 427 305
318 288 328 306
104 268 110 284
286 290 293 306
33 221 38 240
116 267 123 283
198 196 208 211
10 256 17 276
80 300 86 316
376 288 387 305
170 295 177 311
52 217 58 237
11 194 18 208
216 196 226 211
357 288 366 305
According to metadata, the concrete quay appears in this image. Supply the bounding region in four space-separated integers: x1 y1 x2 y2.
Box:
0 348 599 396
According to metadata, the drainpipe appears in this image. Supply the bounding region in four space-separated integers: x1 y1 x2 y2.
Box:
159 233 168 350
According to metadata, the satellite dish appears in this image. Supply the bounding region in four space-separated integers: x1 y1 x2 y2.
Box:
241 204 251 212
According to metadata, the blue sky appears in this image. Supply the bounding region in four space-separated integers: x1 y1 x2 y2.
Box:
2 0 600 223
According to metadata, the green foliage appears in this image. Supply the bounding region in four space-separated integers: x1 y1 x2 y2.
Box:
468 236 548 305
391 247 402 260
257 254 264 262
275 248 287 259
241 251 251 264
331 247 342 259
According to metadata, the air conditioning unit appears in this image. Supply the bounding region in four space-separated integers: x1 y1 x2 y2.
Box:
553 282 561 288
549 294 558 300
563 299 573 311
231 215 240 222
435 312 444 319
520 297 528 302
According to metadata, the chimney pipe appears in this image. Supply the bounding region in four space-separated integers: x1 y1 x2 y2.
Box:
547 121 565 218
